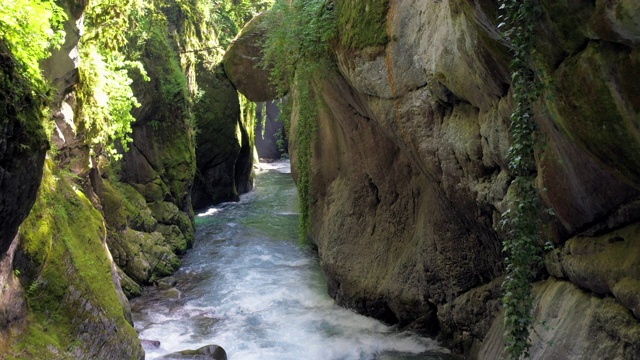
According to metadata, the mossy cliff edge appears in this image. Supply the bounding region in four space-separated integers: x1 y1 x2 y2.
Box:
231 0 640 358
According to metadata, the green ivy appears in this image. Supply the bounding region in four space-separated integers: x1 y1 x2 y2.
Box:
262 0 337 242
497 0 545 358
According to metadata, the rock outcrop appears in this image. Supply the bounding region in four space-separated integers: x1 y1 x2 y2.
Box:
191 63 255 209
239 0 640 358
101 22 197 290
223 12 278 102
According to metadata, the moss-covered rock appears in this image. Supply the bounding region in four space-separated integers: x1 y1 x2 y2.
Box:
156 224 189 255
102 20 196 291
544 222 640 319
0 40 48 256
117 267 142 299
191 62 255 209
97 179 157 233
148 201 194 246
159 344 227 360
121 25 196 214
10 160 143 359
108 227 181 285
335 0 389 50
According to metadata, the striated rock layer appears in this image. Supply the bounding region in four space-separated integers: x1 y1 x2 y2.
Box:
232 0 640 358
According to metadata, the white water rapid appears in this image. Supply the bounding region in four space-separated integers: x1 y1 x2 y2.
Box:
131 161 455 360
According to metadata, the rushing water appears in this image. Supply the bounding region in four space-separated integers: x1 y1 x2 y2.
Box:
131 161 455 360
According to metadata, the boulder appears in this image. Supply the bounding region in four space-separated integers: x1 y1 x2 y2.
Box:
223 13 278 102
159 345 227 360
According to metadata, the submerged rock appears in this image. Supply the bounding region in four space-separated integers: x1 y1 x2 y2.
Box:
141 339 161 350
159 345 227 360
155 276 178 290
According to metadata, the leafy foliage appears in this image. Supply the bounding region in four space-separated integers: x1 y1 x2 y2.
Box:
335 0 388 50
497 0 545 358
213 0 274 47
0 0 66 94
77 0 149 159
262 0 337 242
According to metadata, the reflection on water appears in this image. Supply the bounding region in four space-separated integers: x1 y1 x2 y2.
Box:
131 161 455 360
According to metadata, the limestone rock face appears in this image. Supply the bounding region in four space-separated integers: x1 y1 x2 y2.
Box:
191 63 255 209
478 279 640 359
223 13 278 102
290 0 640 357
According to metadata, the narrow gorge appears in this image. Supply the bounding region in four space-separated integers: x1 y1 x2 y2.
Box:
1 0 639 359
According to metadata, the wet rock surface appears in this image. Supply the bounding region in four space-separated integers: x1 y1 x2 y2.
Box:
159 345 227 360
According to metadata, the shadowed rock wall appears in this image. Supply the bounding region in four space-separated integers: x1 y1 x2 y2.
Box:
309 1 640 358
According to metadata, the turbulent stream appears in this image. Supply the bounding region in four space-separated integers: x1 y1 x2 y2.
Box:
131 161 454 360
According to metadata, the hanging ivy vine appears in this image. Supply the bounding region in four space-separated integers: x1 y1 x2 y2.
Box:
261 0 336 242
497 0 545 359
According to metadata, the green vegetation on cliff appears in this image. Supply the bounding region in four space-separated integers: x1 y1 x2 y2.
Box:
335 0 389 50
0 0 65 94
0 0 65 147
76 0 148 158
261 0 390 241
13 160 142 359
214 0 274 47
498 0 546 358
262 0 336 241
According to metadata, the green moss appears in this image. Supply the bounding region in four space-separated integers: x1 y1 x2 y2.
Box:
335 0 389 50
0 41 49 154
100 179 158 233
146 26 190 112
13 160 140 358
131 23 196 210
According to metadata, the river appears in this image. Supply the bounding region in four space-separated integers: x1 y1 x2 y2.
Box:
131 161 455 360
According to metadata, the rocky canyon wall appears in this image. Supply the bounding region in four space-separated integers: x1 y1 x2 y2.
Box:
0 0 255 356
223 0 640 358
307 0 640 358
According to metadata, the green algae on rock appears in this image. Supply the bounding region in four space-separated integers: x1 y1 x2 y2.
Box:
12 160 143 359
